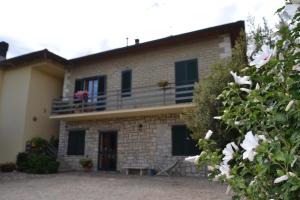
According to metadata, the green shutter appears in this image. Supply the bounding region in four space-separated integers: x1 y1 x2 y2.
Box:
121 70 132 97
67 130 85 155
172 125 199 156
74 79 83 93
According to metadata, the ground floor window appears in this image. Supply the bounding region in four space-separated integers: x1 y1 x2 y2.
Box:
172 125 199 156
67 130 85 155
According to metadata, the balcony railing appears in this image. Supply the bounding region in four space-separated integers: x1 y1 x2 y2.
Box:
51 83 195 115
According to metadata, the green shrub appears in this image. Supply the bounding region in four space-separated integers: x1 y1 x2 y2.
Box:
26 153 59 174
16 152 29 172
30 137 48 152
0 162 16 172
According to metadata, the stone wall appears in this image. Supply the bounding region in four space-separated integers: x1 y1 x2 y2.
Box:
58 114 207 176
63 34 232 99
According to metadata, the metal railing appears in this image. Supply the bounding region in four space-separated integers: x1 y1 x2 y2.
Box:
51 83 195 115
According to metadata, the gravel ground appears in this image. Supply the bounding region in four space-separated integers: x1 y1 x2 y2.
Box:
0 172 231 200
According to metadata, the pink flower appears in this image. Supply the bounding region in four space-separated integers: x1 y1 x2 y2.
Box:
75 90 88 100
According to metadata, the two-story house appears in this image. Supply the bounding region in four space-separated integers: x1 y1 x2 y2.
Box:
50 21 244 175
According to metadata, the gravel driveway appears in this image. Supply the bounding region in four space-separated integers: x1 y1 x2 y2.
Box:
0 172 231 200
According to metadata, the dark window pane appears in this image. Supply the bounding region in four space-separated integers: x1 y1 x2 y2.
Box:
121 70 132 97
67 130 85 155
74 79 83 93
172 125 199 156
97 76 107 111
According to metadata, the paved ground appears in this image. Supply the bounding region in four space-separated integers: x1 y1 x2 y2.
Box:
0 172 231 200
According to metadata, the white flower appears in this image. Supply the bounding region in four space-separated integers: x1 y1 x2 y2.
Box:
257 135 267 142
285 100 295 112
204 130 213 140
234 121 241 126
218 162 232 179
222 143 234 164
274 175 288 184
255 83 260 90
230 142 239 151
213 116 222 120
240 131 259 161
295 37 300 45
207 165 215 171
288 172 296 177
240 88 251 93
230 71 252 85
292 64 300 71
250 45 273 69
185 155 200 164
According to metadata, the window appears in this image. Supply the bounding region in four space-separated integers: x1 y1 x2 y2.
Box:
175 59 199 103
74 76 107 110
67 130 86 155
121 70 132 97
172 125 199 156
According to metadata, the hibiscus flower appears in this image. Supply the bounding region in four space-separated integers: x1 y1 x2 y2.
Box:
230 71 252 85
250 45 273 69
240 131 259 161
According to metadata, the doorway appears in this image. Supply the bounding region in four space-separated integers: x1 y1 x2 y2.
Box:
98 131 117 171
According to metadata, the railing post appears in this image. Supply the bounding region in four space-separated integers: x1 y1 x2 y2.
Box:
163 88 166 105
116 90 120 109
81 100 84 112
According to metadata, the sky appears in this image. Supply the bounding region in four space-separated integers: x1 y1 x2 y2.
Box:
0 0 285 59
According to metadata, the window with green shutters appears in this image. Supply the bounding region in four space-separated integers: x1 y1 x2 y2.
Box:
121 70 132 97
175 59 199 103
171 125 200 156
67 130 86 155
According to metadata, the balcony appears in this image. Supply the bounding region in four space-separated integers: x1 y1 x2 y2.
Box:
50 83 196 121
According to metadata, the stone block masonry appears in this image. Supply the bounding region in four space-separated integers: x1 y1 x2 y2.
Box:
58 114 206 176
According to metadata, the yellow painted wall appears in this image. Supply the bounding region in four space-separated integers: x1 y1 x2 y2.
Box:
0 67 32 163
23 67 63 142
0 63 63 163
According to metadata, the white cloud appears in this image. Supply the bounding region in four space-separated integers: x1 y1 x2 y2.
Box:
0 0 285 59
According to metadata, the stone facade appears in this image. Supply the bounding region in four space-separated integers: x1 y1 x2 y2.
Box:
57 33 233 176
63 34 232 99
58 114 206 176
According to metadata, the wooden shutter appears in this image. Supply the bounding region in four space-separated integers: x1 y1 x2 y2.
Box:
97 76 106 96
67 130 85 155
74 79 83 93
121 70 132 97
97 76 107 111
172 125 186 156
175 59 198 103
186 59 199 84
172 125 199 156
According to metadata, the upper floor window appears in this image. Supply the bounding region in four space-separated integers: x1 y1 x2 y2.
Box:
74 76 106 102
175 59 198 103
121 70 132 98
171 125 199 156
67 130 85 155
74 76 107 111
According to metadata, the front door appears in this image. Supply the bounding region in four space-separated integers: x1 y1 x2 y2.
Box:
98 131 117 171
